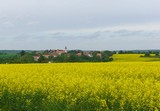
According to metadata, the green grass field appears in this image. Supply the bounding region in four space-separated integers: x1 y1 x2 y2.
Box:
0 53 17 58
112 54 160 62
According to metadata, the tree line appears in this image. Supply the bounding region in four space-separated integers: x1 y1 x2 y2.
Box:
0 50 113 63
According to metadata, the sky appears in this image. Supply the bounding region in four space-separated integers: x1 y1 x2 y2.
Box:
0 0 160 50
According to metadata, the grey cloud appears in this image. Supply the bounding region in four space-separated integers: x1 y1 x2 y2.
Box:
0 0 160 32
104 30 160 39
1 29 160 50
24 31 97 41
1 21 15 28
14 29 160 42
0 0 160 50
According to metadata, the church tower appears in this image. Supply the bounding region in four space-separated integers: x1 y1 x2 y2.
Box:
65 46 67 53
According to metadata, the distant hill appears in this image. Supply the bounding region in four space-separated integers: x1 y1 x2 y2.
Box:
0 50 36 54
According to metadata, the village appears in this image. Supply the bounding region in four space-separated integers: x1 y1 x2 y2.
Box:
32 46 113 62
0 47 113 63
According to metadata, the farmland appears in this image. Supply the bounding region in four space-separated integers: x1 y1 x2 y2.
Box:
112 54 160 62
1 63 160 110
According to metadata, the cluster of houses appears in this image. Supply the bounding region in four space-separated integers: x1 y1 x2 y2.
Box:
33 47 102 61
33 49 67 61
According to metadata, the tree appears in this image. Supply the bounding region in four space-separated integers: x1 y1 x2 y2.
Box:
103 50 113 56
144 52 150 57
20 53 34 63
38 55 48 63
79 55 90 62
53 55 66 62
155 52 159 57
20 50 26 56
67 54 80 62
118 50 124 54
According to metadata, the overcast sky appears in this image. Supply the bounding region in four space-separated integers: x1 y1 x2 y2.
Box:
0 0 160 50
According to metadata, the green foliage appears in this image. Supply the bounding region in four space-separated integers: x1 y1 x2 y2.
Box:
144 52 150 57
0 50 113 63
19 54 34 63
67 50 83 54
67 54 80 62
38 55 48 63
20 50 26 56
0 53 18 64
50 54 67 62
0 89 48 111
155 52 159 57
50 51 113 63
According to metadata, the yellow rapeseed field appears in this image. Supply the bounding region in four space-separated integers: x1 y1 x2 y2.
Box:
1 62 160 110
